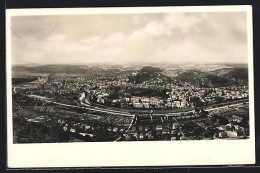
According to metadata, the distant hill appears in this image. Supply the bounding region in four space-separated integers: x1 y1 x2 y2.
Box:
12 66 29 71
206 74 230 87
12 65 89 73
118 70 136 76
105 68 121 74
140 66 162 73
223 63 248 68
175 69 247 87
31 65 90 73
129 66 168 84
176 70 206 82
209 68 234 76
223 68 248 79
12 64 127 75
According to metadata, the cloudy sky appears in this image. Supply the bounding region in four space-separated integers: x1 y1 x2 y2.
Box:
11 11 248 65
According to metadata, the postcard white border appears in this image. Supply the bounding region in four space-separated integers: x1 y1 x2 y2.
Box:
6 5 255 168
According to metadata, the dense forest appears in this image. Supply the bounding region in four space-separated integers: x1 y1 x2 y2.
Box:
176 68 248 87
13 116 70 143
223 68 248 79
129 66 169 84
140 66 162 73
12 77 38 85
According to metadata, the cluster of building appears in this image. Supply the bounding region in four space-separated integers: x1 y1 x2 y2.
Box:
12 66 250 142
13 69 249 112
90 85 248 110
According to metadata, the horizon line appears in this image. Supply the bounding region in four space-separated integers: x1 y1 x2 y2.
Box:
12 61 249 66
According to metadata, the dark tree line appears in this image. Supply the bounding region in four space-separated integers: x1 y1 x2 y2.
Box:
12 77 38 85
13 116 70 143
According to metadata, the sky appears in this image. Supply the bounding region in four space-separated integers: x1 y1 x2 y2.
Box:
11 11 248 65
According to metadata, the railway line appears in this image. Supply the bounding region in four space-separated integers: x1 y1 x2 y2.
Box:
28 95 134 117
28 94 248 118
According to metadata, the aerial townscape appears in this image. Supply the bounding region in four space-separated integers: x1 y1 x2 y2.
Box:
12 63 250 143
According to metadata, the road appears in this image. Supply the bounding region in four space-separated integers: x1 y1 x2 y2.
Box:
28 94 248 142
28 94 248 118
205 102 247 111
28 94 134 117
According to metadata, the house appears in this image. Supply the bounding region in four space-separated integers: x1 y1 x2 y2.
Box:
113 127 118 132
173 101 181 108
78 133 87 137
125 97 130 102
143 103 150 109
231 115 243 123
131 96 141 103
172 123 179 130
85 125 91 130
171 137 176 141
156 125 163 130
141 97 149 103
63 126 68 131
139 133 144 139
226 131 238 138
107 126 112 131
134 103 143 108
70 128 76 133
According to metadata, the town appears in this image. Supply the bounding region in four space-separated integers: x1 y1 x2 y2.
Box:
12 64 250 143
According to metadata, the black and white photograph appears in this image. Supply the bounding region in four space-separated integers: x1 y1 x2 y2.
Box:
6 6 255 167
